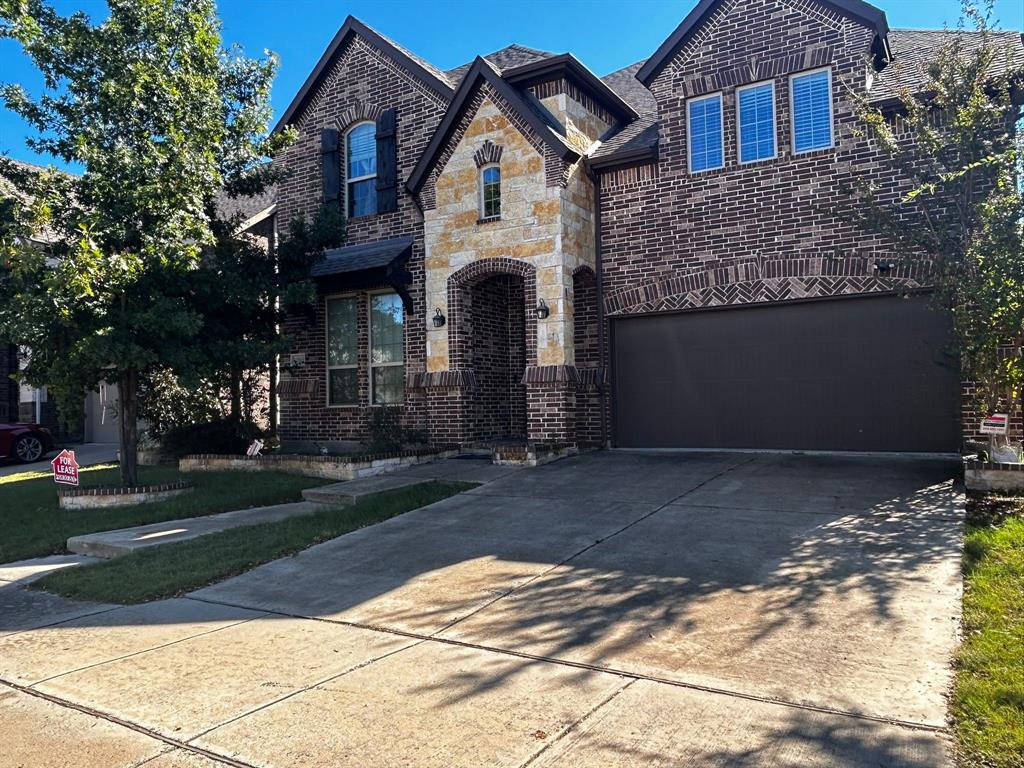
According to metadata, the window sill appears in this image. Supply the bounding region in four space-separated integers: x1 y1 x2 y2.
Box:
477 215 501 225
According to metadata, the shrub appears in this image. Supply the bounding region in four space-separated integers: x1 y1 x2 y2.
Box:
161 418 263 458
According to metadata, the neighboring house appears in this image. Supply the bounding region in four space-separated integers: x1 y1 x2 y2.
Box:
272 0 1024 453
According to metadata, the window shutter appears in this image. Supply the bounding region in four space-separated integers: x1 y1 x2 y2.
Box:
321 128 340 208
375 109 398 213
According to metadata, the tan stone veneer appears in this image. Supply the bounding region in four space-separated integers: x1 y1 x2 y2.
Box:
423 97 596 373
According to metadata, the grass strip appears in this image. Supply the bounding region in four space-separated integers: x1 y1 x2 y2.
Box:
953 496 1024 768
0 465 323 562
32 481 474 605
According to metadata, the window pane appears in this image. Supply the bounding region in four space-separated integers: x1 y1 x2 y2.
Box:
347 123 376 178
329 368 357 406
348 178 376 217
738 83 775 163
483 166 499 184
688 95 723 172
792 71 832 153
326 297 357 366
371 293 404 365
372 365 405 405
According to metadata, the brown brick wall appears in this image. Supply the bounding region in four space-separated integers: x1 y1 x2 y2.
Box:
275 34 449 445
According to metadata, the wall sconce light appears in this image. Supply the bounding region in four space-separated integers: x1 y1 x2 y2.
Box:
432 308 446 328
536 299 550 320
874 259 897 274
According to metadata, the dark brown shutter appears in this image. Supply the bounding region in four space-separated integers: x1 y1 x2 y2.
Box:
321 128 340 208
375 109 397 213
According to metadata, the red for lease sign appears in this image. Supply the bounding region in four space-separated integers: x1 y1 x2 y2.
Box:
51 449 80 486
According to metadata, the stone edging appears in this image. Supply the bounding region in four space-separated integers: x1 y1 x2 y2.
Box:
964 459 1024 492
963 460 1024 471
58 481 194 510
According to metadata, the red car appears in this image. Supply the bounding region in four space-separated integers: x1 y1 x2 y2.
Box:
0 423 55 463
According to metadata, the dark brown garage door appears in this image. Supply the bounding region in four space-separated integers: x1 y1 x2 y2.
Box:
612 295 961 452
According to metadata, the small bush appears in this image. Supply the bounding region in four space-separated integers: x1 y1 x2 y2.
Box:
365 406 427 454
161 419 263 458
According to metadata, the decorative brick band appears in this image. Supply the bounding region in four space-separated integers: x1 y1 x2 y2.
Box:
964 460 1024 471
183 446 458 464
409 370 478 390
576 367 609 387
473 139 503 168
278 377 321 399
521 365 579 385
58 480 192 498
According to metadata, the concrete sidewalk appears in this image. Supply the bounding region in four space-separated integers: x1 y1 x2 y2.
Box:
0 452 962 767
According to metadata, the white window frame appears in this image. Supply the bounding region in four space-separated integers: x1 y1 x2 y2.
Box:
686 92 725 174
368 289 405 406
325 293 359 408
478 163 501 220
735 80 778 165
345 120 376 218
788 66 834 155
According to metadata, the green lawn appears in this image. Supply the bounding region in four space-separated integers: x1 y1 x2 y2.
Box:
32 481 472 604
0 464 323 563
953 495 1024 768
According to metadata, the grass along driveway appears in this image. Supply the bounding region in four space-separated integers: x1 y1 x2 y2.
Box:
953 496 1024 768
32 481 473 604
0 464 323 563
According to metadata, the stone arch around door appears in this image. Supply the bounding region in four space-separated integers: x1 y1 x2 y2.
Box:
446 258 537 442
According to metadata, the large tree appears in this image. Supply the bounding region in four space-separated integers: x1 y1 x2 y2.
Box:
0 0 289 484
849 1 1024 444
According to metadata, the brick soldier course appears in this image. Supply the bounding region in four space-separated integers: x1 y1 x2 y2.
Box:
270 1 1024 452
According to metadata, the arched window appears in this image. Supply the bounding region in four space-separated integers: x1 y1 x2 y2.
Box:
479 164 500 220
346 121 376 217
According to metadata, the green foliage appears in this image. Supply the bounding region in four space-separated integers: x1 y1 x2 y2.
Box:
850 1 1024 416
137 368 221 440
160 417 262 458
276 204 347 312
367 404 428 454
0 0 290 484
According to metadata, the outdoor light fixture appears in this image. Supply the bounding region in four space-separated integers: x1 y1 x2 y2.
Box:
874 259 897 274
536 299 550 320
432 308 446 328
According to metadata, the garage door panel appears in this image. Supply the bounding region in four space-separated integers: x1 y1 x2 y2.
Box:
612 296 961 452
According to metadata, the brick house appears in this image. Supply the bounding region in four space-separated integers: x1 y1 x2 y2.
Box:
272 0 1024 454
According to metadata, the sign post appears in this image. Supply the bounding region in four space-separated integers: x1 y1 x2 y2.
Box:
51 449 80 486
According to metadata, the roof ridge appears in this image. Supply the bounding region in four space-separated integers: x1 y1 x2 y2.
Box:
363 19 454 89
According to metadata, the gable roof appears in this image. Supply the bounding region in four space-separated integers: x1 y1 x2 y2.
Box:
601 60 657 115
406 57 581 197
445 44 555 84
636 0 890 86
502 53 639 124
274 16 455 132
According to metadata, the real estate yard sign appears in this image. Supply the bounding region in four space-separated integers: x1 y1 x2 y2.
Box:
51 449 80 486
980 414 1010 435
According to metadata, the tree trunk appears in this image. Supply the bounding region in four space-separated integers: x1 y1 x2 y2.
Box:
229 369 241 421
268 358 278 437
118 367 139 487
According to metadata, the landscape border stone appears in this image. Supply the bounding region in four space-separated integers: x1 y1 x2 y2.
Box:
57 480 194 510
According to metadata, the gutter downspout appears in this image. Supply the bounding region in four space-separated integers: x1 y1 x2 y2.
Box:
586 160 610 448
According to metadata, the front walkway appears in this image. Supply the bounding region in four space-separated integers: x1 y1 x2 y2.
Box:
1 452 962 766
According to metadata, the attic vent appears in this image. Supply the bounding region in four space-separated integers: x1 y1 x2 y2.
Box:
474 140 504 168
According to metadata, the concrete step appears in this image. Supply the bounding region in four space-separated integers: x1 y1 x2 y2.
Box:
301 475 430 506
67 501 323 559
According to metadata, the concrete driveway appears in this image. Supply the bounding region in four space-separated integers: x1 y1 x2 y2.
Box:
0 452 962 767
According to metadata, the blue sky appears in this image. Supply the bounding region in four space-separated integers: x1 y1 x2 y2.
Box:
2 0 1022 171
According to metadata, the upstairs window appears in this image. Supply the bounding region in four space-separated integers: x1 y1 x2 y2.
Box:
737 81 776 163
346 122 377 217
687 93 724 173
480 165 501 220
790 69 833 154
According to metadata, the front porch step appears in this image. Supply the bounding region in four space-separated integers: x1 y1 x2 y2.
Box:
301 475 431 506
66 501 323 559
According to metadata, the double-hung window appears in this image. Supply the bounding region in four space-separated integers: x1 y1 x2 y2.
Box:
346 122 377 217
737 82 776 163
326 296 358 406
687 93 724 173
370 292 404 405
790 69 833 154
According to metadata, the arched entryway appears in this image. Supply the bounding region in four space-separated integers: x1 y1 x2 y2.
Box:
447 259 536 444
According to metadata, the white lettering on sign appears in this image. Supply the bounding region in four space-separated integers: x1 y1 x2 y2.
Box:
980 414 1010 435
51 449 80 486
